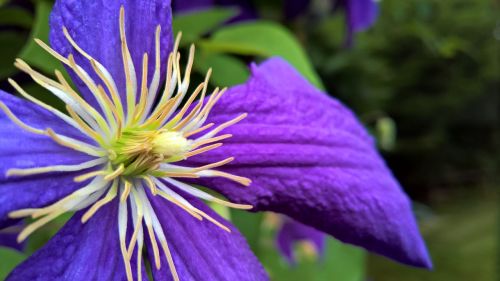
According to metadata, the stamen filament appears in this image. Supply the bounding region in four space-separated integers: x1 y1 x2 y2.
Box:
183 122 214 138
184 143 223 158
81 180 118 223
8 78 85 135
104 164 125 181
7 158 106 177
119 6 137 125
121 180 132 202
197 170 252 186
190 134 232 150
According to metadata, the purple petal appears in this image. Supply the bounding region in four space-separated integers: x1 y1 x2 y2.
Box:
345 0 379 32
276 217 325 264
0 229 25 251
0 91 94 228
342 0 378 45
189 58 432 268
147 193 268 281
6 202 131 281
50 0 173 106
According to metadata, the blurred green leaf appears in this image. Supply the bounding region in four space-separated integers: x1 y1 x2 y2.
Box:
0 7 33 28
172 8 238 45
19 0 62 75
0 247 27 280
194 51 249 87
231 210 263 253
0 32 26 79
207 202 231 220
201 21 325 89
26 212 73 254
260 237 365 281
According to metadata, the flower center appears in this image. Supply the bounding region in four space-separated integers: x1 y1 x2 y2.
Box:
109 128 190 177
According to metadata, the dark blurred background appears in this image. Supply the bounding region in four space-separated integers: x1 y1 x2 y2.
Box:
0 0 498 280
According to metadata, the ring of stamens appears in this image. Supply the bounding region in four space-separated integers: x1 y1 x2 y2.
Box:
1 6 252 281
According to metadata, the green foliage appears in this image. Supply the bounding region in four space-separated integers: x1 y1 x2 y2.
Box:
19 0 62 74
231 211 366 281
194 51 249 87
172 7 238 46
0 247 27 280
202 21 324 89
306 0 499 194
262 239 365 281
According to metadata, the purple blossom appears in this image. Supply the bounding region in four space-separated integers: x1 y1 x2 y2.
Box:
0 0 430 280
276 217 326 264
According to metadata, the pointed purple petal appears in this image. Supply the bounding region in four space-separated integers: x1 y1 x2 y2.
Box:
346 0 379 32
276 217 325 264
49 0 173 105
0 91 94 228
147 193 268 281
0 227 24 252
6 202 130 281
189 58 432 268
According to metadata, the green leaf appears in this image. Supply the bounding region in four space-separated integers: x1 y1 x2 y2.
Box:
172 8 238 46
26 212 73 254
0 32 27 79
194 51 249 87
261 237 366 281
201 21 324 89
0 7 33 28
230 210 263 254
0 247 27 280
19 0 62 75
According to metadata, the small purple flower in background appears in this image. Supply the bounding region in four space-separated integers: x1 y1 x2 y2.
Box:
285 0 379 45
276 217 326 265
0 0 430 280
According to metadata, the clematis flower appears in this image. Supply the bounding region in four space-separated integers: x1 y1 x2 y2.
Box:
0 0 430 280
1 1 265 280
276 217 325 265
